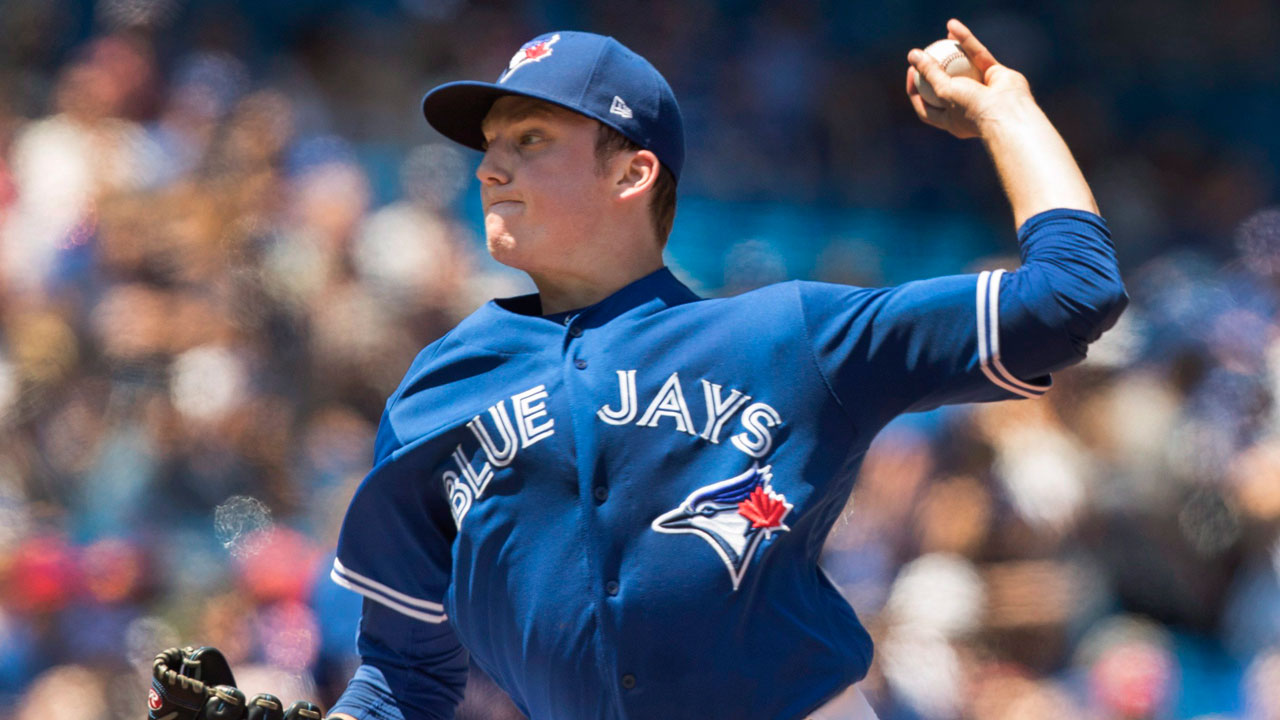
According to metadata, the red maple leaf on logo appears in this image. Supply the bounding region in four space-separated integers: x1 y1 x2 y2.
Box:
738 485 788 529
523 41 551 61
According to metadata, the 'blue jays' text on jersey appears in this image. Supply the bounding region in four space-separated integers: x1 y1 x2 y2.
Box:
330 209 1127 719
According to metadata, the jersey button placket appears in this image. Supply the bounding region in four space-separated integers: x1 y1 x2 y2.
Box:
593 485 609 502
621 674 637 690
605 580 619 596
574 358 588 370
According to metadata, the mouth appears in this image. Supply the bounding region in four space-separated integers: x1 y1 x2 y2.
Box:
486 200 523 213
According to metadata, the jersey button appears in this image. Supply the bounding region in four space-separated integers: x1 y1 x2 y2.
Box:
568 325 582 338
593 486 609 502
621 674 636 690
605 580 619 596
575 359 588 370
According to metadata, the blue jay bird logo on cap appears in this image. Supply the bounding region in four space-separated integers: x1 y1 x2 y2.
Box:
500 33 561 83
652 463 793 591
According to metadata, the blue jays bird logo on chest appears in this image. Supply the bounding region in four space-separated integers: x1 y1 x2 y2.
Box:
652 463 793 591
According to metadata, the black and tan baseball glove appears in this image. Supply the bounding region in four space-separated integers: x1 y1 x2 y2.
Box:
148 646 323 720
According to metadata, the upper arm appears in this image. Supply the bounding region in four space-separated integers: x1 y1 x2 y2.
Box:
799 209 1126 424
799 271 1056 424
331 444 456 626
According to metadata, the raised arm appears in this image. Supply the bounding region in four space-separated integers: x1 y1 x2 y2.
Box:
798 22 1126 424
906 19 1098 228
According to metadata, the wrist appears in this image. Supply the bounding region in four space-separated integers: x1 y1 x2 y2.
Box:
975 95 1046 139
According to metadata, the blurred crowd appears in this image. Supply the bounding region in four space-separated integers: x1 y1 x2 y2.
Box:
0 0 1277 719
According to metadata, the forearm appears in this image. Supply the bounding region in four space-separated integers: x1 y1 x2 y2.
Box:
906 20 1100 228
326 599 468 720
328 661 463 720
979 97 1098 228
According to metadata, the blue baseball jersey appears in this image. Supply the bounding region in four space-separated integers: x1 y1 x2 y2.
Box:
330 208 1127 719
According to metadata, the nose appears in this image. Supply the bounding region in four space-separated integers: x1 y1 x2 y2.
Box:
476 145 511 187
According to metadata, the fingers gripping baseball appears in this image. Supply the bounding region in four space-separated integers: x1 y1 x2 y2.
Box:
945 19 998 77
906 18 1033 139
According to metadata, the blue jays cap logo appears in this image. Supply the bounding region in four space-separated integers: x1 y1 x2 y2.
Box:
499 33 560 83
652 463 793 591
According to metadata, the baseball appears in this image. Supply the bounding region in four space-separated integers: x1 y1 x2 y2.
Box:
912 39 982 108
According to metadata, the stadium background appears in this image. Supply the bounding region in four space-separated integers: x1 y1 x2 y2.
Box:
1 0 1279 717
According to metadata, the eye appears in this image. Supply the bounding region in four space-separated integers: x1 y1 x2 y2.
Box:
519 131 544 146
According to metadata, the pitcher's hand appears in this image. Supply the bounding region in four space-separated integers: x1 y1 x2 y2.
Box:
906 18 1036 139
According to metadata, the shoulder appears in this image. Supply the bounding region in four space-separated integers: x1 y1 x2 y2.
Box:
373 322 488 463
725 280 886 321
698 280 811 313
656 281 834 344
665 280 885 328
385 302 509 407
387 332 455 406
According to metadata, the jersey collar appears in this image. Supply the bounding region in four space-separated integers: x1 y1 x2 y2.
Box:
465 267 701 353
565 266 701 328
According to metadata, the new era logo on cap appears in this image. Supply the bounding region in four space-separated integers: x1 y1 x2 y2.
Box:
609 96 633 119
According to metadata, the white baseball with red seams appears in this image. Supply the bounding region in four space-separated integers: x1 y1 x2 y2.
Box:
912 39 982 108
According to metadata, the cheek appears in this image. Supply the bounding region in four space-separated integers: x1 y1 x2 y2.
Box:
535 166 606 224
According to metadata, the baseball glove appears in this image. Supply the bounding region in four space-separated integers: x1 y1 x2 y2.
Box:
149 646 238 720
147 646 324 720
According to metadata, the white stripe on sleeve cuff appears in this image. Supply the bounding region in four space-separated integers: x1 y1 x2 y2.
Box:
331 557 448 624
976 269 1050 399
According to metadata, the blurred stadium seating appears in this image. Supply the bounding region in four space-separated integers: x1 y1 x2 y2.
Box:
0 1 1277 718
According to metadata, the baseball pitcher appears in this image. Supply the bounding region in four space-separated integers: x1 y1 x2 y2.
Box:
152 19 1126 720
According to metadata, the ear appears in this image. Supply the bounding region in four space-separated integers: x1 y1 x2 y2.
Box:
616 149 660 202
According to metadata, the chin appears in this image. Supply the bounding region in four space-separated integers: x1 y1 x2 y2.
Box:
486 232 533 271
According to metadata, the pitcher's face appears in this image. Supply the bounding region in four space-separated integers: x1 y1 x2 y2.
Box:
477 96 612 274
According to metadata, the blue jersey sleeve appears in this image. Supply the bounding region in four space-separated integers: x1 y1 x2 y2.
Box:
328 599 468 720
331 408 455 626
799 208 1127 424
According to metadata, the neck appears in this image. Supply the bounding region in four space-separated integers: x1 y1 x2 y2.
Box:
529 254 665 315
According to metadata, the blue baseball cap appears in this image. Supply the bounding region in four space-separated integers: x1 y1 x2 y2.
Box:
422 31 685 181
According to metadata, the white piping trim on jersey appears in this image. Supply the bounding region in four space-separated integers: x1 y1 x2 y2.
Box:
330 569 448 624
976 269 1048 399
332 557 446 613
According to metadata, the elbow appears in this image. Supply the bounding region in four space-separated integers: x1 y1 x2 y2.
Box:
1067 276 1129 348
1096 277 1130 333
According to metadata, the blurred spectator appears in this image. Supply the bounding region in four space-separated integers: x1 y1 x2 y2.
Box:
0 2 1277 718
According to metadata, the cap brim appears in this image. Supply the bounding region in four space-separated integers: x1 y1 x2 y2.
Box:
421 81 595 152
